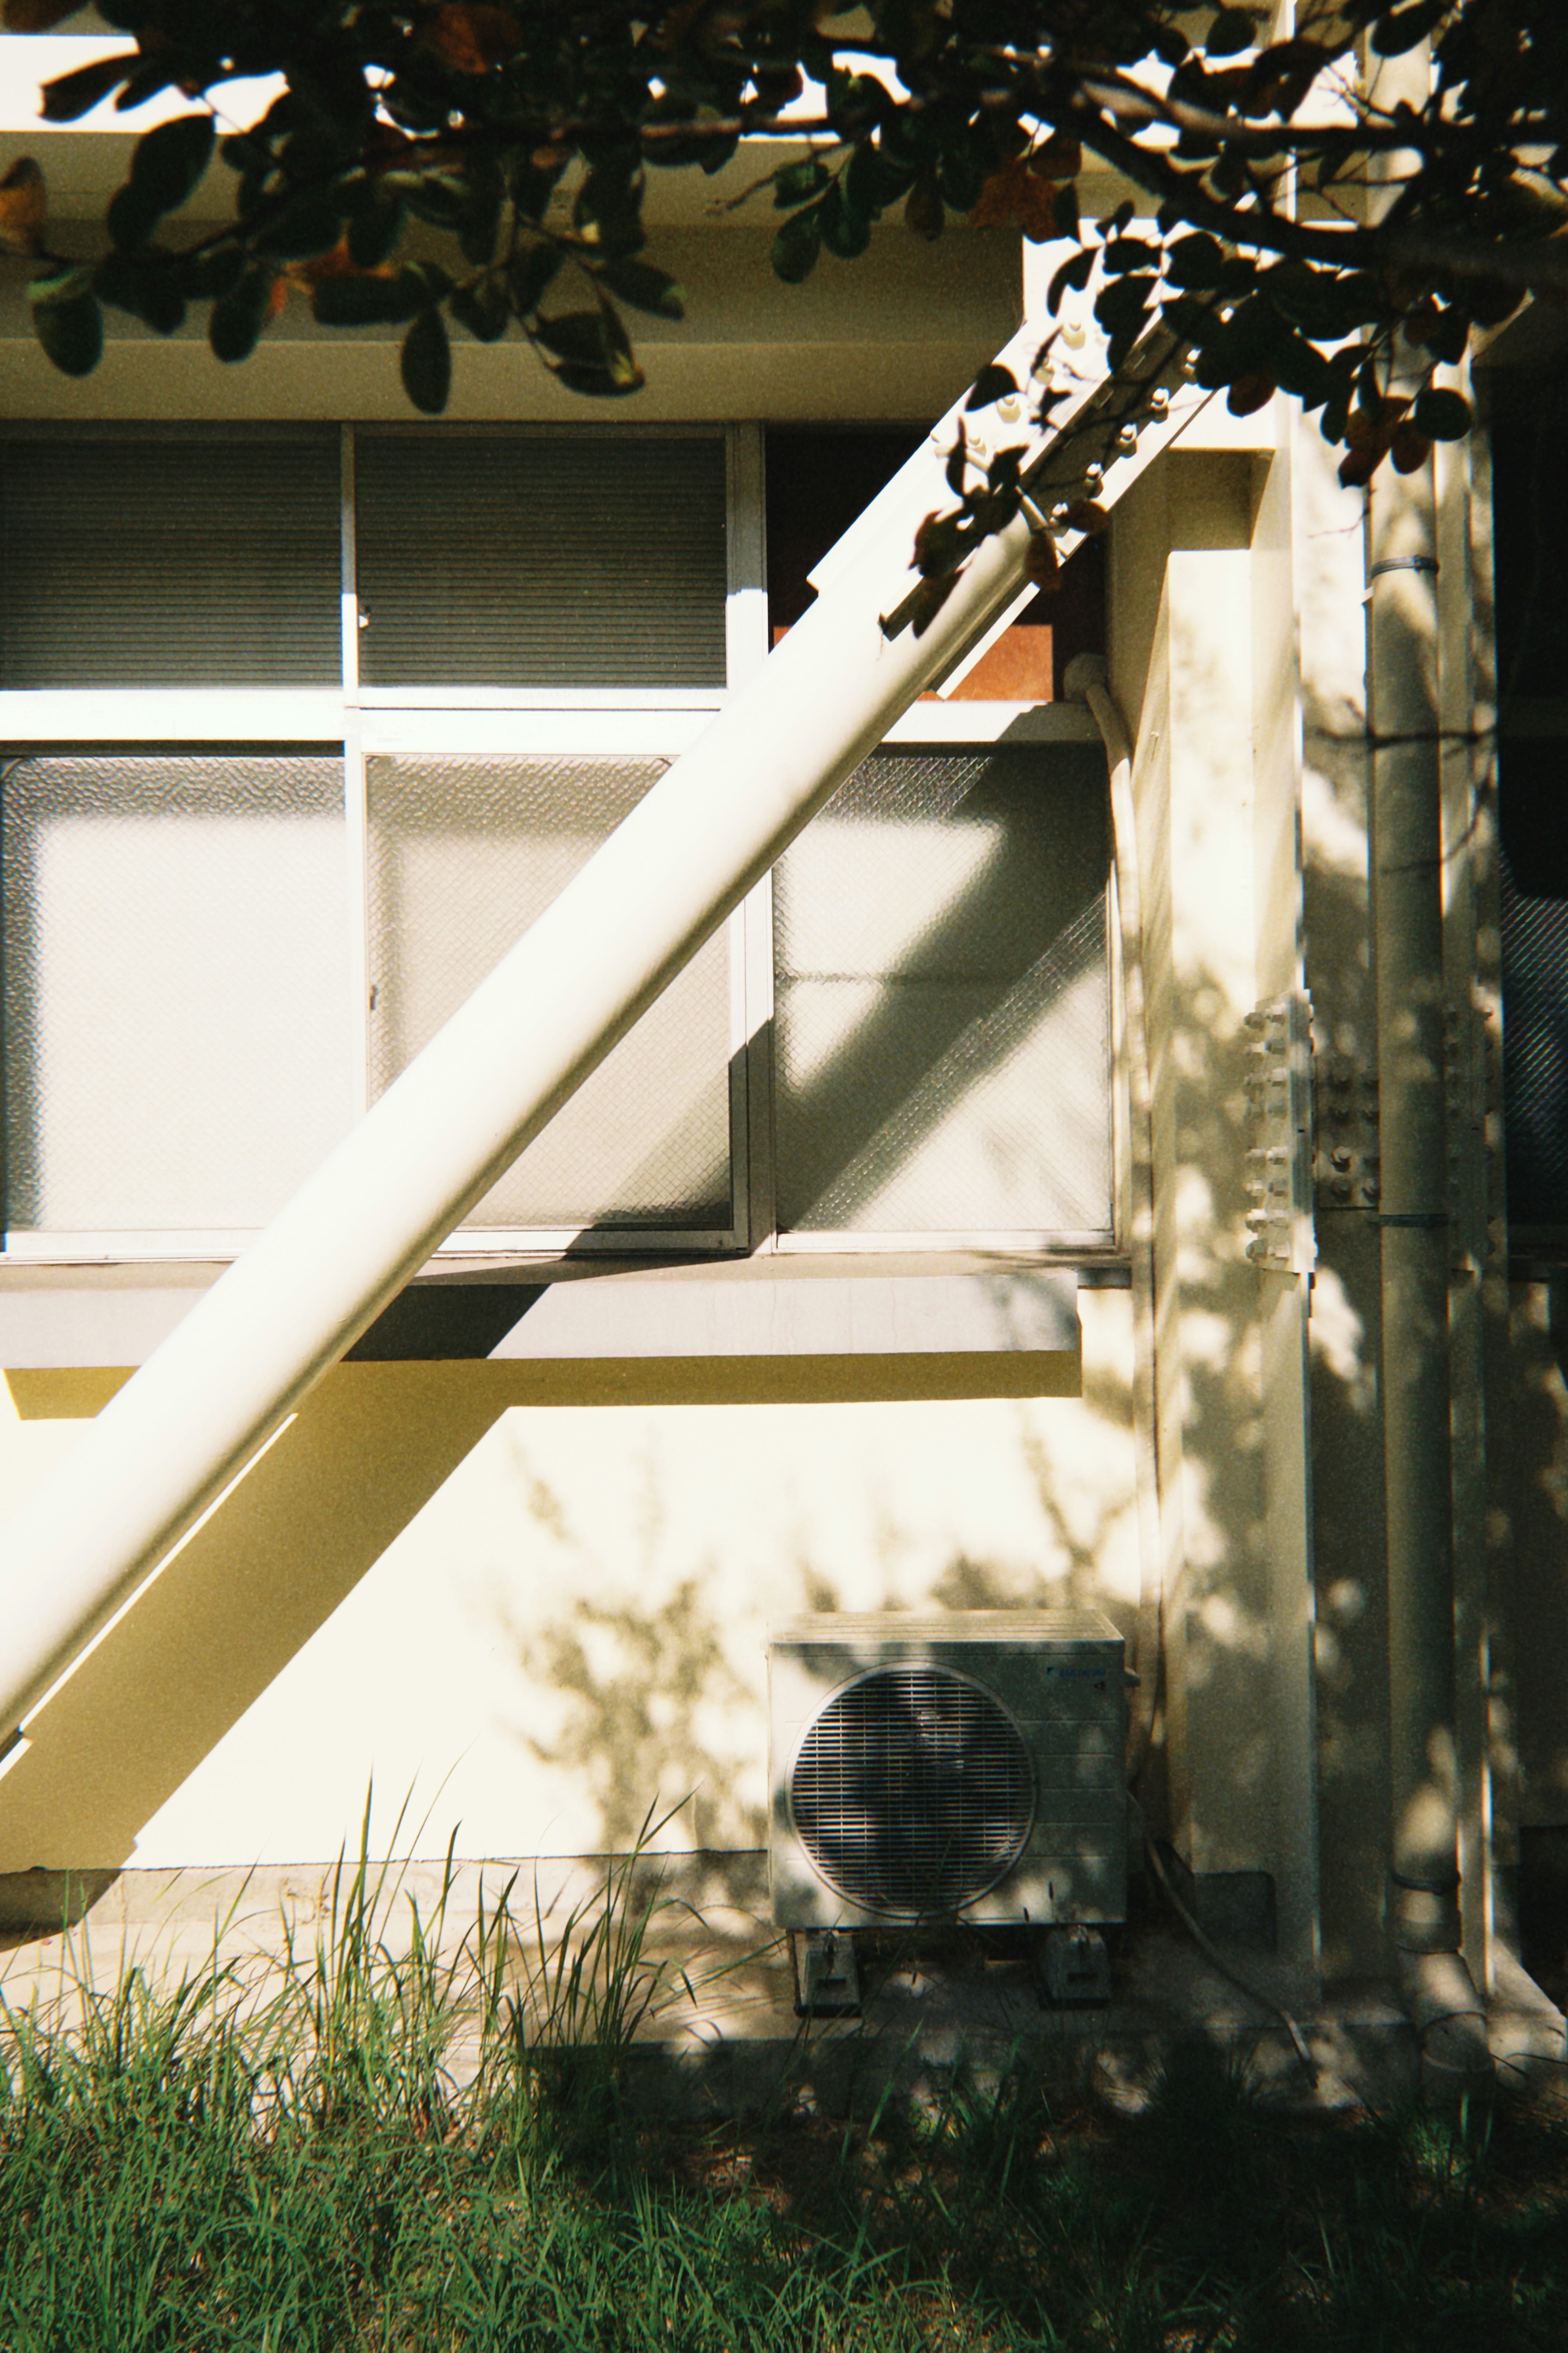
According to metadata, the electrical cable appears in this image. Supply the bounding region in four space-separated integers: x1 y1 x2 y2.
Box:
1142 1824 1316 2079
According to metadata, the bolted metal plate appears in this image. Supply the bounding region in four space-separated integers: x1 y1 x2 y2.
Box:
790 1664 1035 1917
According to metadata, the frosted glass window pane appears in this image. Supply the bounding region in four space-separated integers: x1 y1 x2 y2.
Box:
368 756 732 1229
3 756 352 1230
773 746 1111 1235
0 436 341 687
355 437 728 689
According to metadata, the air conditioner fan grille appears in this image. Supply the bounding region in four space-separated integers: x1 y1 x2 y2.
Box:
790 1665 1034 1916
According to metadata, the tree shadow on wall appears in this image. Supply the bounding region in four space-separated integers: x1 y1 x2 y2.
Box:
486 1446 759 1857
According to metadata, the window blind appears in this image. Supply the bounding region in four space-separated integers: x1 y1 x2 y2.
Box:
354 436 728 689
772 745 1113 1236
2 756 352 1231
0 436 341 688
368 754 733 1229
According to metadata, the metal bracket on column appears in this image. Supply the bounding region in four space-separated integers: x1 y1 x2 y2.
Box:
1443 998 1488 1274
1243 992 1316 1274
1314 1045 1381 1215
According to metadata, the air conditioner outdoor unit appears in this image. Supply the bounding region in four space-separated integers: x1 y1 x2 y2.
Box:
769 1611 1129 1931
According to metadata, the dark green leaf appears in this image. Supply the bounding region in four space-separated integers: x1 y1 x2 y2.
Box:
114 63 175 113
1371 0 1445 58
904 174 943 241
401 306 451 413
450 276 510 342
966 363 1018 412
382 170 470 228
1192 293 1288 386
1102 235 1159 276
699 132 740 176
1047 245 1094 312
510 153 565 226
575 151 643 250
1227 371 1276 416
772 203 822 283
128 113 215 214
255 190 344 259
312 271 426 327
177 242 244 300
32 288 101 375
107 184 160 252
592 295 641 389
599 259 684 319
534 309 609 367
1207 7 1258 58
348 193 404 270
936 139 984 216
209 265 276 363
1096 274 1156 334
458 185 503 268
1272 332 1330 404
553 358 644 397
1410 304 1469 366
507 241 562 315
846 140 901 219
39 53 134 122
94 248 185 334
27 262 93 309
401 261 452 307
773 157 830 210
1166 232 1227 290
1466 276 1519 330
1160 294 1212 341
1411 385 1471 441
820 177 871 260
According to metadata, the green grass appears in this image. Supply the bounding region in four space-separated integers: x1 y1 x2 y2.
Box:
2 1830 1567 2351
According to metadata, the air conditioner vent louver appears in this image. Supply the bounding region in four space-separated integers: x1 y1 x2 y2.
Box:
790 1664 1034 1917
771 1611 1127 1929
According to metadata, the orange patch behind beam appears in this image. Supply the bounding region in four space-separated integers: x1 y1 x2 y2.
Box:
763 428 1106 708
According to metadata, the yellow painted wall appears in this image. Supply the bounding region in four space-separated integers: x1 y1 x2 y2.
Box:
0 1301 1135 1870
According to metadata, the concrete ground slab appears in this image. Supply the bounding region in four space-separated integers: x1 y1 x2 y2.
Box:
1 1852 1560 2118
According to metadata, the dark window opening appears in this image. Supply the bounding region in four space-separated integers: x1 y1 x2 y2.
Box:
764 428 1105 703
1490 365 1568 1234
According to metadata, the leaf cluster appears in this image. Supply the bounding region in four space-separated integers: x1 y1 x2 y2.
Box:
2 0 1559 461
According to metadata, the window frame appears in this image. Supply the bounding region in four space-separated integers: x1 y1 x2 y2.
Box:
0 421 1121 1275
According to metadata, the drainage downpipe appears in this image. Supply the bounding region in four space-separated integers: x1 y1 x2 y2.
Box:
0 331 1194 1749
1365 35 1489 2097
1069 656 1164 1775
1368 453 1490 2095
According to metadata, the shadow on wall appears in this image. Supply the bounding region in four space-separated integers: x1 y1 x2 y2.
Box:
468 976 1392 1938
488 1445 760 1855
483 1413 1141 1860
1298 654 1393 1983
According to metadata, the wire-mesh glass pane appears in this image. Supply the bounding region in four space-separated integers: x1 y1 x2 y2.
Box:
367 756 733 1229
773 745 1112 1235
1501 848 1568 1228
355 437 728 689
0 437 341 687
3 756 352 1230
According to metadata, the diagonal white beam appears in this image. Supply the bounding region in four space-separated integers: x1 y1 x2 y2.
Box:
0 302 1208 1745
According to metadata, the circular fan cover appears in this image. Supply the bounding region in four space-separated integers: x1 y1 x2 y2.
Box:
790 1664 1035 1916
